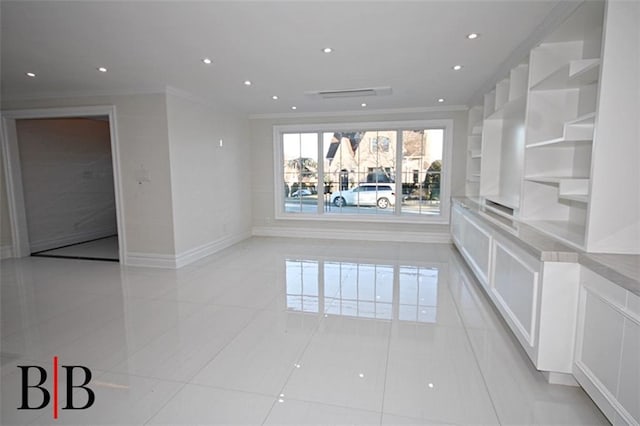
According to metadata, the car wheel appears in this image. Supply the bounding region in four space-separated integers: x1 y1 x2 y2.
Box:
377 197 389 209
333 197 346 207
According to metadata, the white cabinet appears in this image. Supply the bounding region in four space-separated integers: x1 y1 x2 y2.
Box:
451 203 491 286
491 238 539 348
574 268 640 425
619 319 640 424
451 200 579 376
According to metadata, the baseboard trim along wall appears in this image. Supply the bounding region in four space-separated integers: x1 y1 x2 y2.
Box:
125 231 252 269
251 226 452 244
174 232 251 269
1 245 14 259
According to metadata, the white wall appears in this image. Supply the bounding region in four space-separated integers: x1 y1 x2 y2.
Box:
1 94 468 264
1 93 177 259
165 91 252 261
16 118 117 252
249 109 468 241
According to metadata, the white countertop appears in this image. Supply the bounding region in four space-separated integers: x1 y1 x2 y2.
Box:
452 197 640 297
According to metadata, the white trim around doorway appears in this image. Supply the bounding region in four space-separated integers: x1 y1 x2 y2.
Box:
0 105 126 263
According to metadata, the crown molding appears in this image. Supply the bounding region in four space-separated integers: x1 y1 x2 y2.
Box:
248 105 468 120
0 86 167 103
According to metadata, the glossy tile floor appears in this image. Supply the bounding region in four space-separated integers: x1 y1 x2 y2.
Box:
1 237 608 425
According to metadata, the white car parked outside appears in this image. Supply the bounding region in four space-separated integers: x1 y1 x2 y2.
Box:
330 183 395 209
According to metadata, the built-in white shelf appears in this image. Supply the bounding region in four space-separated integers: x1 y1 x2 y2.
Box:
531 59 600 91
527 113 596 148
466 105 484 198
558 194 589 203
524 176 588 184
525 176 590 204
525 175 588 189
485 96 527 120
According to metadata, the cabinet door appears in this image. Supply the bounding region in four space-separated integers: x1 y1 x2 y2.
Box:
574 269 630 424
461 214 492 286
451 205 465 246
618 309 640 424
491 239 539 348
579 291 624 393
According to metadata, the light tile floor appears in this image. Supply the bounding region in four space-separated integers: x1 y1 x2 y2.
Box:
1 237 608 425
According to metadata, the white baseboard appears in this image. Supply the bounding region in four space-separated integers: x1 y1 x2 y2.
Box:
125 252 178 269
125 231 251 269
174 231 251 268
30 228 117 253
252 226 452 244
1 244 14 259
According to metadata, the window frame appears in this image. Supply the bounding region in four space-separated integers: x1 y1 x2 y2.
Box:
273 119 454 224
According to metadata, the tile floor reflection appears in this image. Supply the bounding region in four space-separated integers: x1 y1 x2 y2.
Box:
1 237 608 425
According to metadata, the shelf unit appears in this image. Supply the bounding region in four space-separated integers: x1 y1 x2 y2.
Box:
530 58 600 91
465 105 483 197
457 2 639 422
520 0 603 250
463 0 638 254
479 62 529 216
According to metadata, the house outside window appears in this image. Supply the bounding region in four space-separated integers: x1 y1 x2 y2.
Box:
275 120 453 223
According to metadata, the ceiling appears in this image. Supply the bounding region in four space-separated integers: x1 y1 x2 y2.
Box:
1 1 576 116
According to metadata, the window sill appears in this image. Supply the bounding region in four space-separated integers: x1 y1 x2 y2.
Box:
275 212 450 225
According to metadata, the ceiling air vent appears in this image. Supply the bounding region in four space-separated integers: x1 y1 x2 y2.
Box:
305 86 392 100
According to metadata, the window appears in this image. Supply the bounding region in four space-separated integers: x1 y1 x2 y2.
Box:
370 135 390 153
276 120 452 222
283 133 318 214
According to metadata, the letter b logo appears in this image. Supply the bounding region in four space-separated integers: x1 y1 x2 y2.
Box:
62 366 95 410
17 366 50 410
17 358 95 419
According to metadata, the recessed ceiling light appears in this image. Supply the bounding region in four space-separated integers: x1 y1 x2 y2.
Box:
272 95 279 100
452 65 463 71
361 103 367 107
323 47 333 53
466 33 480 40
97 67 107 73
202 58 212 65
25 72 36 78
291 106 297 110
243 80 252 86
438 98 445 103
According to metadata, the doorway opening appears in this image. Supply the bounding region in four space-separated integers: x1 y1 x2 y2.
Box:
18 117 118 261
1 106 125 263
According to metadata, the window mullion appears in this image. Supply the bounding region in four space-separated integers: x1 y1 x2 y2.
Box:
317 131 324 215
395 129 403 215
